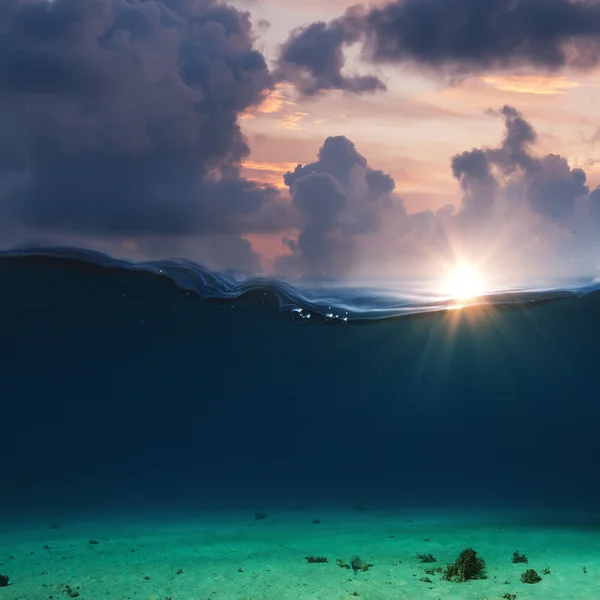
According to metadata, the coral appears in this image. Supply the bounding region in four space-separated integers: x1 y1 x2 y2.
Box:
417 553 437 563
512 551 528 564
442 548 486 582
520 569 542 584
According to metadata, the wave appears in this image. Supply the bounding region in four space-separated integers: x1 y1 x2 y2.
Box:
1 244 599 322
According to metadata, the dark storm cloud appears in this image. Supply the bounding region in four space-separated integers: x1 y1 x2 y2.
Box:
485 106 537 174
277 136 403 277
283 171 355 276
284 135 395 205
0 0 292 238
525 155 589 221
451 148 499 219
285 135 367 189
448 105 592 224
274 10 386 97
363 0 600 72
489 106 589 221
277 0 600 95
591 186 600 213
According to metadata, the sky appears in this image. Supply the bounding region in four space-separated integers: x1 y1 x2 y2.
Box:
2 0 600 291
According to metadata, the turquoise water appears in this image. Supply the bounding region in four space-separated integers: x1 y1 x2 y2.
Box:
1 247 600 599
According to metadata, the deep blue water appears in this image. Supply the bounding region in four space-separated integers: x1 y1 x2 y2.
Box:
1 248 600 518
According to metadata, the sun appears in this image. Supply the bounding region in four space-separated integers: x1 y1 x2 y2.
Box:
443 264 486 300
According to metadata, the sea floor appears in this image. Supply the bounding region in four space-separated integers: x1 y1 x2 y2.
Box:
1 508 599 600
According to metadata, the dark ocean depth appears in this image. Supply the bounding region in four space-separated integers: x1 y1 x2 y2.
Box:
1 250 599 518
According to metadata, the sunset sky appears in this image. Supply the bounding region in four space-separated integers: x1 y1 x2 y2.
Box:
238 0 600 270
242 2 600 211
2 0 600 290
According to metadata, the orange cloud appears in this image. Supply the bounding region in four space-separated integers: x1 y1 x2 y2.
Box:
242 83 295 117
567 157 600 174
240 83 311 130
257 85 289 114
242 159 298 189
421 76 597 125
243 160 297 172
277 112 309 130
481 74 581 95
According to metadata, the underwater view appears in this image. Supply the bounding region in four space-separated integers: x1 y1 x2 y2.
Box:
3 0 600 599
2 248 600 600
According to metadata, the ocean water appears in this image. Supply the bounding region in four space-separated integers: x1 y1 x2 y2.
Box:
2 246 600 600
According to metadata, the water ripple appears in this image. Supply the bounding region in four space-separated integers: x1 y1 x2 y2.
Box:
1 245 598 321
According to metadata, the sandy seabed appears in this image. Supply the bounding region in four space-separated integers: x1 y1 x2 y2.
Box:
1 509 599 600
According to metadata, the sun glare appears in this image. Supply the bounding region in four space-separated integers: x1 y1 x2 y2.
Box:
444 265 486 300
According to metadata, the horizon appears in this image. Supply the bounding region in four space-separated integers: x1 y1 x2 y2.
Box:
2 0 600 297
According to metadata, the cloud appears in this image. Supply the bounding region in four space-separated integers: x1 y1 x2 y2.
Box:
276 135 406 277
483 106 589 221
362 0 600 72
274 9 386 97
241 159 299 190
451 148 498 219
447 105 589 225
480 74 581 95
591 186 600 214
2 1 599 284
274 106 600 282
0 0 293 254
276 0 600 95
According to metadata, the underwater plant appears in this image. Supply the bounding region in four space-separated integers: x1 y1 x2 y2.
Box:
520 569 542 584
417 553 437 563
442 548 486 582
63 584 80 598
305 556 328 563
512 551 528 564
